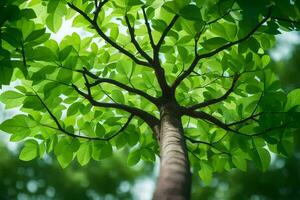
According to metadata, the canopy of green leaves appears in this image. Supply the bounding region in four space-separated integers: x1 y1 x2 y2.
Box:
0 0 300 185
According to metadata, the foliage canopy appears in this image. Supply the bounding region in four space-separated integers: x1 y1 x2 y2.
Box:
1 0 300 186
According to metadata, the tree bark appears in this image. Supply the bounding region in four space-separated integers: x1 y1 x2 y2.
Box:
154 104 191 200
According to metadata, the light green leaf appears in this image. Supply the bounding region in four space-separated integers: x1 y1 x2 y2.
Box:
198 162 213 185
111 90 125 103
77 142 91 166
46 13 62 33
232 155 247 171
19 139 39 161
127 149 141 166
285 89 300 111
0 91 23 100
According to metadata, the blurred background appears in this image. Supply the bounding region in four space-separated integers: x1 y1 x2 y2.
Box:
0 32 299 200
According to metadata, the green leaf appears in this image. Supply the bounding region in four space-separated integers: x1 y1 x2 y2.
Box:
25 28 46 42
20 8 37 19
77 142 91 166
252 147 271 171
141 148 155 162
0 115 37 141
19 140 39 161
201 37 228 50
95 123 105 137
55 139 74 168
285 89 300 111
127 0 143 7
57 68 72 83
67 102 80 116
23 96 43 110
198 162 213 185
46 13 62 33
179 5 202 21
111 90 125 103
232 155 247 171
127 149 141 166
0 91 23 100
30 46 56 61
59 46 73 61
127 131 139 146
92 141 112 160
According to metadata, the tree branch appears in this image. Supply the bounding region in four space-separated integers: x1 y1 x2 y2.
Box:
142 7 155 51
87 76 159 105
185 136 231 156
171 7 273 91
187 74 240 111
93 0 108 22
125 14 153 64
271 16 300 25
72 84 160 134
67 3 152 68
81 67 158 105
20 39 27 67
35 89 134 141
206 0 238 25
227 92 264 126
183 109 297 140
154 14 179 62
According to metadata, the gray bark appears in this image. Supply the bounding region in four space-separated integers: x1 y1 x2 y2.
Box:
153 104 191 200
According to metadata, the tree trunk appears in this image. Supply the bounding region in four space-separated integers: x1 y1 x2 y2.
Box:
154 104 191 200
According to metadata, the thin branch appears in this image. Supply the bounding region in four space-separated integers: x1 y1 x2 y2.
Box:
185 136 231 156
183 109 297 139
99 84 117 103
82 68 159 105
171 6 273 91
88 77 159 105
20 39 27 67
142 6 155 50
105 114 134 140
187 74 240 111
35 89 134 141
227 112 262 126
206 0 238 25
67 3 152 68
125 14 153 63
44 78 72 87
72 84 160 133
93 0 108 22
82 72 92 96
148 14 180 95
227 92 264 126
154 14 179 61
271 16 300 25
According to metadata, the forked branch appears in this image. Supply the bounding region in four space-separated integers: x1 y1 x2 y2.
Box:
125 14 153 63
171 6 273 91
72 84 160 133
184 109 297 139
82 68 159 105
154 14 179 62
34 90 134 141
67 3 152 68
187 74 240 111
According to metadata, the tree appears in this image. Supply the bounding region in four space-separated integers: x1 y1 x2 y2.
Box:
1 0 300 199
